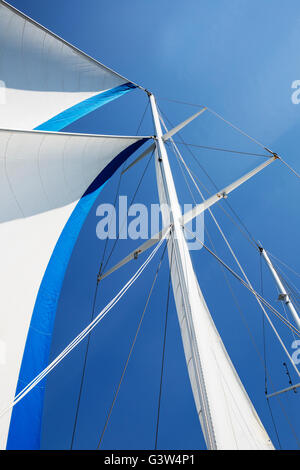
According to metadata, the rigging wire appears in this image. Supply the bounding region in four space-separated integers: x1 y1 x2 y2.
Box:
157 96 267 149
97 238 169 449
160 107 258 249
167 140 258 251
163 119 260 294
160 109 300 369
173 141 270 158
163 119 299 450
70 163 124 449
70 99 151 448
260 252 282 449
0 234 169 421
159 96 300 180
274 281 297 343
172 131 278 391
173 138 299 447
205 107 268 151
155 243 173 450
136 100 150 135
174 132 283 445
160 109 300 358
102 149 154 274
267 251 300 280
159 99 300 447
266 395 282 449
272 263 300 302
173 133 299 406
186 228 300 447
184 227 300 353
278 157 300 180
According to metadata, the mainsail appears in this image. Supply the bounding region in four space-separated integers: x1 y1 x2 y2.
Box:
150 94 274 450
0 0 147 449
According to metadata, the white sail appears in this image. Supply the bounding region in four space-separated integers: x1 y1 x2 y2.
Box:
0 0 278 451
0 128 148 449
156 158 274 450
150 94 274 450
0 1 137 131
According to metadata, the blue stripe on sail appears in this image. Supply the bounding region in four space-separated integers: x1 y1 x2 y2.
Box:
6 138 148 450
34 82 136 132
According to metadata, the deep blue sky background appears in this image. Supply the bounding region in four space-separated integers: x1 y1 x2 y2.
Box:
9 0 300 450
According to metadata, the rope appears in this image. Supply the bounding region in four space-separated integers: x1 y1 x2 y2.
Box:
167 141 258 250
155 244 173 450
97 238 169 449
266 399 282 449
267 251 300 280
205 107 267 151
278 157 300 180
260 253 282 449
157 99 300 446
160 107 258 248
136 99 150 135
160 96 300 181
172 145 299 446
260 254 268 393
70 165 124 449
157 96 268 150
0 233 169 421
70 100 151 447
161 112 300 352
168 129 300 444
102 149 154 274
184 227 300 363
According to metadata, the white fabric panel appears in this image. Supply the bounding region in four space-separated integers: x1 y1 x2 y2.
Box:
0 129 139 222
0 129 142 448
155 151 274 450
0 202 77 449
0 1 128 129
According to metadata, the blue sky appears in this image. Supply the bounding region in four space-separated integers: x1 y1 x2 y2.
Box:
9 0 300 450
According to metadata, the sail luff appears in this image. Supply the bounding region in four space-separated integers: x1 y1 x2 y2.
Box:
150 94 274 450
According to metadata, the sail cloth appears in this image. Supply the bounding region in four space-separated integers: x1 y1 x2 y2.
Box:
0 0 145 449
155 150 274 450
0 1 137 131
0 129 148 450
